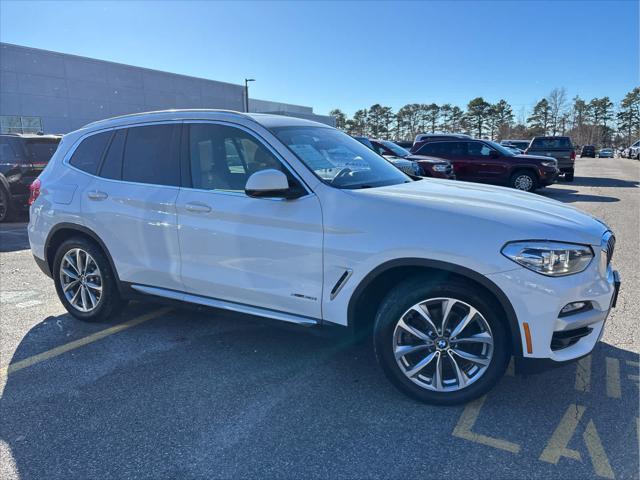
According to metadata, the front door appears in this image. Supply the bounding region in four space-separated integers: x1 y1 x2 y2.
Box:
176 122 323 320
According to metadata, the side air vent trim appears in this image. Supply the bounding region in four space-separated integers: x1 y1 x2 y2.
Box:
330 269 353 300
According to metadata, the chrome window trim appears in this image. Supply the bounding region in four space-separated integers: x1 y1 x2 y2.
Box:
62 120 184 191
62 119 314 199
181 119 313 199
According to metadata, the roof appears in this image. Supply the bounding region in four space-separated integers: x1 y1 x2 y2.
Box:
81 109 328 132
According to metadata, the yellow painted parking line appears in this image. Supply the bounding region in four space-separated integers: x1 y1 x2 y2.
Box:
605 357 621 399
540 404 585 464
541 404 615 479
452 395 521 453
583 419 615 479
575 355 592 392
1 307 171 377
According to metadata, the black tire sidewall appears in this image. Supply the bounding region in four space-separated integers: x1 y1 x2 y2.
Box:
53 237 123 322
374 278 511 405
0 186 12 223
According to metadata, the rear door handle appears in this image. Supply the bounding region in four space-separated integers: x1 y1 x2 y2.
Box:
87 190 108 201
185 201 212 213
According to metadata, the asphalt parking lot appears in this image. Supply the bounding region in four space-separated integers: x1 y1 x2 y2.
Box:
0 157 638 480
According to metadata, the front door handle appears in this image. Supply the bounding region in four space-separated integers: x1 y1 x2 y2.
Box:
185 201 212 213
87 190 108 201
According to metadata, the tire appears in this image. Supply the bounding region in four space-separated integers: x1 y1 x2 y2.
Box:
509 170 537 192
0 186 13 223
373 277 510 405
53 236 126 322
564 172 574 182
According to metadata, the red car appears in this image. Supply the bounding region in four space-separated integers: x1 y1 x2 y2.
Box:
413 138 559 192
369 139 456 179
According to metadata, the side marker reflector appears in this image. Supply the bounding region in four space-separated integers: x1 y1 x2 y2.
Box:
523 322 533 354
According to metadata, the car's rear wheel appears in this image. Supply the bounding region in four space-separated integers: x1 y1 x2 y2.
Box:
564 172 575 181
53 237 126 321
374 277 510 405
510 171 537 192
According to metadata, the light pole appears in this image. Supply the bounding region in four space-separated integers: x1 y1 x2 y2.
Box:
244 78 255 112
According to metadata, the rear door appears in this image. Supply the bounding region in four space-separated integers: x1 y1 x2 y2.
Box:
80 123 183 291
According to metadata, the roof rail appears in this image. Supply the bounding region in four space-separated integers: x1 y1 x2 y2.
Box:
83 109 257 129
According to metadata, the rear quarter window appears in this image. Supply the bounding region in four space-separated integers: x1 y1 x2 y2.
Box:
69 132 112 175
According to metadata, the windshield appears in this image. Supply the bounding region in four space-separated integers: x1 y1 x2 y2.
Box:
381 140 410 157
271 126 411 189
487 140 516 156
24 139 60 164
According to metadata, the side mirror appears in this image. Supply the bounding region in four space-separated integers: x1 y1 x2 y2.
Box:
245 169 301 199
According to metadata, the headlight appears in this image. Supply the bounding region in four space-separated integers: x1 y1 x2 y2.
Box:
541 160 557 168
501 241 593 276
433 164 449 172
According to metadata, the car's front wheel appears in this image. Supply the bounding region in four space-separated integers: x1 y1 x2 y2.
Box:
53 237 126 321
374 278 510 405
510 171 537 192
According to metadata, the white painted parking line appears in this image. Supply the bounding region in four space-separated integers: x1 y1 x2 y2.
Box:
575 355 592 392
605 357 621 399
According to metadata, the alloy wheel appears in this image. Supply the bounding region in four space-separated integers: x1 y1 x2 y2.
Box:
393 297 494 392
59 248 103 312
513 174 533 191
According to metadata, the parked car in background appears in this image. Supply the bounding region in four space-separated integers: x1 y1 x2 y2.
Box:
598 148 614 158
411 133 471 153
353 136 421 176
0 133 62 222
369 139 455 180
29 109 620 406
413 138 558 192
580 145 596 158
500 139 531 151
525 136 576 181
628 140 640 160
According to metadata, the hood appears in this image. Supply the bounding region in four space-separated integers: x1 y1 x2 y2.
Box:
354 179 608 246
405 154 450 164
385 156 413 166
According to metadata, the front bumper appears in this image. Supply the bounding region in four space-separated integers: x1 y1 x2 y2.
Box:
486 249 619 369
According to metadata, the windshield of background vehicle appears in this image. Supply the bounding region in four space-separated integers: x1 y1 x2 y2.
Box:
530 137 573 149
24 139 60 165
486 140 517 156
381 140 411 157
271 126 411 189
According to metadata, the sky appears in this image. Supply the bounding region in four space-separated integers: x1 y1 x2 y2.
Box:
1 0 638 117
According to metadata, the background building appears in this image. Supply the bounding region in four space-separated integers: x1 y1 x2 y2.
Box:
0 42 334 134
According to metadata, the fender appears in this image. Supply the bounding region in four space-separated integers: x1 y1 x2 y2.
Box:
44 222 123 291
347 257 523 356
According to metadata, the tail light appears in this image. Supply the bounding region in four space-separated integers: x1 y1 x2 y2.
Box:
28 178 41 205
571 150 576 160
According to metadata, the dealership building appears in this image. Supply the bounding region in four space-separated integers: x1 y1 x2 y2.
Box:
0 42 334 135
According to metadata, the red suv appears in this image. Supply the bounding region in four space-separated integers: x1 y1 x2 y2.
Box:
369 139 456 179
413 139 558 192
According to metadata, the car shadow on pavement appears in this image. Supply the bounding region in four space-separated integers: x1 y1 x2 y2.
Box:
0 222 30 253
569 177 639 188
539 187 620 203
0 306 638 479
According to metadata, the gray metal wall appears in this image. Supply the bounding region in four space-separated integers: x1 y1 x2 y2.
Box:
0 43 334 133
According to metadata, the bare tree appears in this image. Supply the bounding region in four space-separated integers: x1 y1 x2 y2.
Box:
547 88 568 136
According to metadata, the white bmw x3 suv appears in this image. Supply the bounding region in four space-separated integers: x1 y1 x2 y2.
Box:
28 110 620 405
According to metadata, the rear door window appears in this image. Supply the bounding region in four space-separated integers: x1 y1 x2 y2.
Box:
69 132 112 175
122 124 181 186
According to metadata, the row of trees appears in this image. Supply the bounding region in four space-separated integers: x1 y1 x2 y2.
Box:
329 87 640 148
